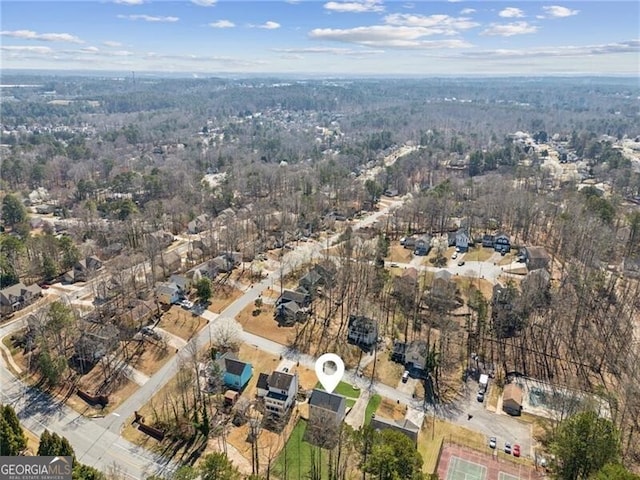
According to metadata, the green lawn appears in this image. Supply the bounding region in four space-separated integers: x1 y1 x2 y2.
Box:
364 394 382 425
315 381 361 399
346 398 356 409
273 419 330 480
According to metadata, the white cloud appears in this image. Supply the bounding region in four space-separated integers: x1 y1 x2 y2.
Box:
191 0 217 6
309 25 472 48
384 13 479 34
273 46 385 55
499 7 525 18
403 3 415 9
1 45 53 54
114 0 144 4
460 8 476 15
209 20 235 28
324 0 384 13
541 5 579 18
0 30 83 44
117 14 179 22
103 41 123 47
81 46 100 53
461 40 640 59
481 21 537 36
258 21 281 29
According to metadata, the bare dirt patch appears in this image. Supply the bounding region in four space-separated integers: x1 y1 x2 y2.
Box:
158 306 208 341
376 397 407 420
387 244 413 263
126 340 173 377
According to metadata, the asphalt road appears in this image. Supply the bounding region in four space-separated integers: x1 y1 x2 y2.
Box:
0 358 174 479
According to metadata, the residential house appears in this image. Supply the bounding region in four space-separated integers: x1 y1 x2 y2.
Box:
264 370 299 417
211 252 241 273
277 290 311 308
414 235 432 256
217 352 253 391
275 300 308 325
455 229 471 252
519 246 550 271
391 341 407 363
404 340 431 377
0 282 42 315
347 315 378 350
156 282 180 305
73 255 103 282
160 251 182 278
256 373 270 398
384 188 399 197
402 236 417 250
307 389 347 448
187 214 209 234
502 383 523 416
494 234 511 253
370 415 419 445
169 274 191 292
481 234 495 248
147 230 174 250
299 269 323 296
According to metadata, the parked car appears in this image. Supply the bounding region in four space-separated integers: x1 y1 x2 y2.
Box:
476 390 485 402
401 370 410 383
141 326 161 341
489 437 497 449
513 444 521 457
457 260 465 266
390 263 399 268
451 252 458 259
504 442 512 454
179 299 194 310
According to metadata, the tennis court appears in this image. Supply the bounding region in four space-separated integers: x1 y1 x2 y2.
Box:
446 456 487 480
498 473 521 480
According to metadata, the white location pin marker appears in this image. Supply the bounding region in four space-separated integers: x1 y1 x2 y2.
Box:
315 353 345 393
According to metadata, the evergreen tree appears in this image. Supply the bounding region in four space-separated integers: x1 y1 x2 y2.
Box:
0 405 27 455
199 452 242 480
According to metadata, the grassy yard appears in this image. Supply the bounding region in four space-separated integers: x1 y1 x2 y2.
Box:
386 244 413 264
314 381 361 399
157 306 207 341
208 286 244 314
463 248 495 262
363 352 404 388
364 394 381 425
418 418 487 474
273 419 330 480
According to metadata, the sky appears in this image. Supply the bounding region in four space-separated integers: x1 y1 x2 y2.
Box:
0 0 638 76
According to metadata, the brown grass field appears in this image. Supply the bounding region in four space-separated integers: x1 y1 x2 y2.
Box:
158 306 208 340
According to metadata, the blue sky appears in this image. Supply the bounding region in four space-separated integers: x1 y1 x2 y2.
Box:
1 1 638 75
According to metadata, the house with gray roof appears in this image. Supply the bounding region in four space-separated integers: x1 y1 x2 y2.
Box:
370 415 419 445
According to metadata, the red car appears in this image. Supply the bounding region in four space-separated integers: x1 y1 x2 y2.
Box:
513 444 521 457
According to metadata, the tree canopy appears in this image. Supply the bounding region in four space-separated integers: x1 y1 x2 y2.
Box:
551 410 620 480
0 404 27 455
1 193 27 227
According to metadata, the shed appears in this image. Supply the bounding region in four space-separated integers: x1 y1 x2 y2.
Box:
502 383 523 416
